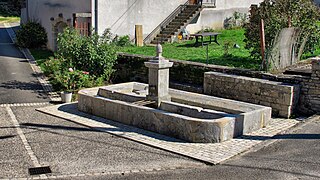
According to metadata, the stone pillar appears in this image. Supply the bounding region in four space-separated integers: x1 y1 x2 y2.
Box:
145 44 173 107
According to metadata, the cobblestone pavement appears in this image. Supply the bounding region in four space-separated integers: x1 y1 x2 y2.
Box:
37 103 301 166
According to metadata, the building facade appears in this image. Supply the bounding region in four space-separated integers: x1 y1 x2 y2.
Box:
21 0 264 51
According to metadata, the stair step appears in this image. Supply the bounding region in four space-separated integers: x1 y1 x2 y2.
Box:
168 22 184 26
160 31 178 35
157 34 172 38
183 8 199 13
179 12 196 16
175 15 190 19
153 37 169 41
170 19 188 24
159 32 175 36
151 39 169 44
164 25 181 29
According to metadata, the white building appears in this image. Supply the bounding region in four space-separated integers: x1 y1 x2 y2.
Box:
21 0 264 51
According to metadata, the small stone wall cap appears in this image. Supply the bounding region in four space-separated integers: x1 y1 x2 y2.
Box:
311 56 320 61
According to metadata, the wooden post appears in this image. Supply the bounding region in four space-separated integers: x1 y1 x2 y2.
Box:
135 25 143 47
259 19 266 70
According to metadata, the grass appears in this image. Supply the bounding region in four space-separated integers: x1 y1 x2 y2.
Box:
121 28 260 70
28 27 320 71
0 7 20 23
0 16 20 23
301 46 320 60
29 48 54 66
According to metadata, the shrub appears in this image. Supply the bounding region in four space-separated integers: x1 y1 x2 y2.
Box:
16 21 48 48
114 35 132 47
244 0 320 62
224 12 248 29
57 27 117 80
41 57 65 77
50 68 103 92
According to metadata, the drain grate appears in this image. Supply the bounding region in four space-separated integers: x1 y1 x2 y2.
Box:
28 166 52 175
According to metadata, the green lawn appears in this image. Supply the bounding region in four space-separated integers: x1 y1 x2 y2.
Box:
29 48 54 66
121 28 260 70
0 16 20 23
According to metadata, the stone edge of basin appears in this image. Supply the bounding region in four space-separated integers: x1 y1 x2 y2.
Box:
78 87 237 143
78 83 272 143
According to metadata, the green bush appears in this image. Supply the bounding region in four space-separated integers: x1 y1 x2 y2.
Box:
50 68 103 92
244 0 320 62
16 21 48 48
114 35 132 47
41 57 64 77
224 12 248 29
57 28 117 80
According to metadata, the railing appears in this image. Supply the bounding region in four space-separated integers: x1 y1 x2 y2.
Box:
144 1 190 44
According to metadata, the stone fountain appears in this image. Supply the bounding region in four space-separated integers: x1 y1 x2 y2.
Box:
78 44 272 143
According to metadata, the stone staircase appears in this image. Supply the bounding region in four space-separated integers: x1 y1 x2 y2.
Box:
145 4 203 44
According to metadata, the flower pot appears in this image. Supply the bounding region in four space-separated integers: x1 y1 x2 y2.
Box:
61 91 72 103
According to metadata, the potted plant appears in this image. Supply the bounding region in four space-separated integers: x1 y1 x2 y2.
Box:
60 68 75 103
61 90 73 103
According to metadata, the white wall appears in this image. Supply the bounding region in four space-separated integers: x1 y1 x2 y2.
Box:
187 0 264 33
26 0 91 50
96 0 187 38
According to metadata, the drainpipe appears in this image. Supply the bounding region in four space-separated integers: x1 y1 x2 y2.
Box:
26 0 29 22
95 0 98 33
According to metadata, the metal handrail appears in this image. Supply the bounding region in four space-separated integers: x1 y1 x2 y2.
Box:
144 0 190 44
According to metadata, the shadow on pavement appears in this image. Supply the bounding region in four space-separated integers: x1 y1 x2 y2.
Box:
241 133 320 141
0 135 16 140
16 122 181 157
0 80 48 100
20 122 102 133
221 164 320 179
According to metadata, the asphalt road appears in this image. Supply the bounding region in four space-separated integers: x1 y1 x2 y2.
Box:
0 106 204 179
76 116 320 180
0 25 49 104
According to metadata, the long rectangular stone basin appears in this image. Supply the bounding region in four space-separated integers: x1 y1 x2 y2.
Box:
78 82 272 143
79 87 236 143
97 82 272 135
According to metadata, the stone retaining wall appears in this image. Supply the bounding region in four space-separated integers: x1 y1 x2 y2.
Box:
203 72 300 118
115 53 320 116
115 53 273 86
297 59 320 114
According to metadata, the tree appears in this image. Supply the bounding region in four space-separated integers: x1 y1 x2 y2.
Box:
244 0 320 66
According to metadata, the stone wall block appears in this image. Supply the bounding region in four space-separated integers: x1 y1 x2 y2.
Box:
311 58 320 71
204 72 298 118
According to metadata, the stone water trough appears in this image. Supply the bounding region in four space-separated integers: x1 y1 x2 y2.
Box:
78 45 272 143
